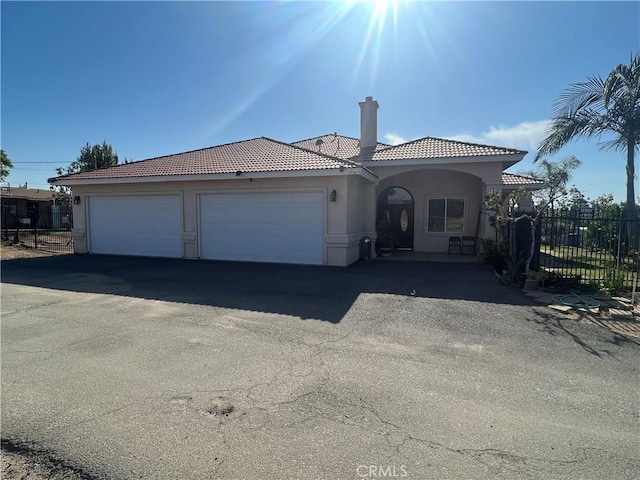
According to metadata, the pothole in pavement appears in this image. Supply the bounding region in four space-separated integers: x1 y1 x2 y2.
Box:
169 394 237 418
205 397 235 417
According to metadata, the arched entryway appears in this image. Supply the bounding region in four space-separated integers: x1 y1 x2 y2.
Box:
377 187 414 250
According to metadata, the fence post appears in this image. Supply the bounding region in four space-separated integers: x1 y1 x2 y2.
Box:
2 205 7 241
614 210 620 271
33 210 38 249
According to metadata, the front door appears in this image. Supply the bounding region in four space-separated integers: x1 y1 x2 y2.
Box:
378 187 414 250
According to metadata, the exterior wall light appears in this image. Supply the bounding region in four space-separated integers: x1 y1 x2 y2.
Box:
330 190 337 202
73 196 81 204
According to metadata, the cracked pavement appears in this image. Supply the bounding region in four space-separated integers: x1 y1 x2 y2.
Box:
1 255 639 479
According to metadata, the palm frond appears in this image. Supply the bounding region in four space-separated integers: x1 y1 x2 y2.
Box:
553 76 605 117
604 52 640 110
534 113 606 161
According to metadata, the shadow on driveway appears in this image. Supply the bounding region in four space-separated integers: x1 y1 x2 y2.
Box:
1 255 535 323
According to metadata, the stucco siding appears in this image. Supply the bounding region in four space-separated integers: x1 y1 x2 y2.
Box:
343 176 378 263
374 168 488 253
69 175 359 266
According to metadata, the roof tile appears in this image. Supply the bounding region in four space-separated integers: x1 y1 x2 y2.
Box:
502 173 543 185
51 137 359 182
50 133 530 184
291 134 389 160
355 136 527 161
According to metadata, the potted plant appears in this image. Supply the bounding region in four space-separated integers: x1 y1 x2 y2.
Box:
524 269 548 291
376 217 396 257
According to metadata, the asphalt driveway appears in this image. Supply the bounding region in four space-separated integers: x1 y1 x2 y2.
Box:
1 255 639 479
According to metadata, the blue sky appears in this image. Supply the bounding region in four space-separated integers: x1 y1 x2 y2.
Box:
2 1 638 202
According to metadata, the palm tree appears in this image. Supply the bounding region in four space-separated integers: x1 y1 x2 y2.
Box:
535 53 640 232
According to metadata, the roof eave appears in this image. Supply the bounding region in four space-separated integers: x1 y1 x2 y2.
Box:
360 152 527 168
0 195 54 201
502 183 546 191
50 167 378 186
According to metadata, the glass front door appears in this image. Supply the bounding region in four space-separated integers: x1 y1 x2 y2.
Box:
377 187 414 250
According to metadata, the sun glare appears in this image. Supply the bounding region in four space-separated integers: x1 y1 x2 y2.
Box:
371 0 399 31
351 0 401 87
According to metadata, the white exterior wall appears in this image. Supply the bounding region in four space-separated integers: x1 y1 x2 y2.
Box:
66 160 514 261
69 175 367 267
343 175 378 263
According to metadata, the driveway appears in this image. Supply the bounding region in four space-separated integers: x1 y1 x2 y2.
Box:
1 256 639 479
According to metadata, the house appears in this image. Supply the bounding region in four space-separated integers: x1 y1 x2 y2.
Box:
0 186 59 229
49 97 540 266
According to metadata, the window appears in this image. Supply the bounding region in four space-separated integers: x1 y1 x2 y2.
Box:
427 198 464 233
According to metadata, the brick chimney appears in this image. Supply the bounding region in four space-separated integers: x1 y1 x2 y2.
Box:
359 96 379 153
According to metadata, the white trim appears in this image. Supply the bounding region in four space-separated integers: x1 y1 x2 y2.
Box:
502 183 545 191
423 195 467 236
361 153 525 168
51 167 378 187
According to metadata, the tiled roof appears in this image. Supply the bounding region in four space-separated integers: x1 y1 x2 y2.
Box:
502 173 544 185
355 136 527 161
49 133 530 184
50 137 361 182
1 187 55 201
291 134 389 160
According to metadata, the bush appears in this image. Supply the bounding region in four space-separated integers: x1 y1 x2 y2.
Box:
602 263 627 295
481 239 509 273
503 251 525 284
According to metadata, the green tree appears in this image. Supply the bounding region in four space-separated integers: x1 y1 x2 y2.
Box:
525 156 581 214
483 157 581 276
521 156 581 249
592 193 615 212
54 141 120 202
565 186 588 214
535 52 640 234
57 141 119 176
1 149 13 182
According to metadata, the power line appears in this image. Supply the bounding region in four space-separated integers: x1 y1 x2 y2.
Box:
2 183 51 186
9 167 58 171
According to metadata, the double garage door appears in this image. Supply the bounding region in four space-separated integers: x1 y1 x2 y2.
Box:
87 193 324 265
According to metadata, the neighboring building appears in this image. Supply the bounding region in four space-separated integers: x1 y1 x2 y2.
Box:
1 186 58 229
50 97 540 266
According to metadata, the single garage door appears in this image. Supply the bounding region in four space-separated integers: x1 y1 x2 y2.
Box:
199 192 323 265
88 195 182 258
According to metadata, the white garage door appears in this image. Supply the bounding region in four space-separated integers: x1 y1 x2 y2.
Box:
88 195 182 258
200 192 323 265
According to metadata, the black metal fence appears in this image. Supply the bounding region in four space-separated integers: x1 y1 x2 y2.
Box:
2 203 74 253
539 208 638 290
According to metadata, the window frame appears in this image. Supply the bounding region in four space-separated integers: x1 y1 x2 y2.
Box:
424 196 466 234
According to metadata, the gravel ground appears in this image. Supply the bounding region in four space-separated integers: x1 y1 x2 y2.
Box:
1 243 70 261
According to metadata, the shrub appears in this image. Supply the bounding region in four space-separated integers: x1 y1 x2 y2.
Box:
601 263 627 295
503 251 525 284
481 239 509 273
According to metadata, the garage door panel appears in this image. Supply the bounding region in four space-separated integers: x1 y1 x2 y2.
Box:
200 192 323 265
89 196 182 258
